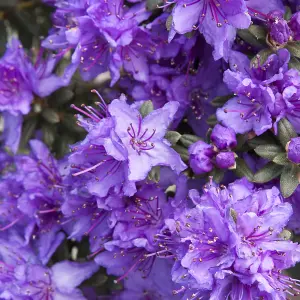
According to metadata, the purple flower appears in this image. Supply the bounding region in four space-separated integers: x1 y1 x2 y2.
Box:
288 137 300 164
166 179 300 298
268 10 292 46
189 124 237 174
43 0 154 85
116 259 181 300
13 261 98 299
211 124 237 150
0 140 66 263
110 183 173 252
286 186 300 234
215 151 236 169
0 229 98 298
217 49 300 135
290 12 300 41
109 98 186 180
168 0 251 60
0 39 71 152
69 93 186 197
189 141 215 174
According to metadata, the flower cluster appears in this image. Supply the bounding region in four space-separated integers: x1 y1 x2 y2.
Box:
0 0 300 298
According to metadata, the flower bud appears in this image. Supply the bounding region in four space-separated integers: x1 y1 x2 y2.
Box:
268 10 292 45
189 141 215 174
289 12 300 41
287 137 300 164
210 124 237 150
215 151 236 169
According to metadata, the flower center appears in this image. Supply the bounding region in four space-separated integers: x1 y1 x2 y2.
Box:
127 117 156 154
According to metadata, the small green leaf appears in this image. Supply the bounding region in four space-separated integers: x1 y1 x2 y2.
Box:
208 168 225 183
289 57 300 71
254 162 283 183
147 166 160 183
286 42 300 59
250 49 274 68
254 144 283 160
211 94 234 107
284 6 292 20
20 118 38 149
230 208 238 223
62 114 85 133
139 100 154 117
146 0 162 10
165 131 181 146
173 145 189 162
166 15 173 31
206 114 217 127
237 29 266 48
280 164 299 198
248 25 267 40
42 108 60 124
247 134 277 149
234 158 254 181
206 128 212 143
273 153 289 165
180 134 201 148
235 134 248 151
277 118 297 147
42 124 56 147
52 88 74 105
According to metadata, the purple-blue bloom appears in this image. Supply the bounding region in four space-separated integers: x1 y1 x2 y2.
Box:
0 39 71 153
217 49 300 135
288 137 300 164
165 179 300 298
69 92 186 197
168 0 251 60
189 124 237 174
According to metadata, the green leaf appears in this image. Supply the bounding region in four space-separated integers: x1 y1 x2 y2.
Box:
289 57 300 71
42 108 60 124
20 118 37 149
208 168 225 183
253 162 283 183
165 131 181 146
280 165 299 198
139 100 154 117
247 134 277 149
211 94 233 107
173 145 189 162
234 158 254 181
180 134 200 148
254 144 283 160
286 42 300 59
146 0 162 10
250 49 274 68
147 166 160 183
273 153 289 165
277 118 297 147
237 28 266 48
166 15 173 31
230 208 238 223
206 114 217 127
235 134 248 151
42 124 56 147
248 25 267 40
52 88 74 105
62 114 85 133
284 6 292 20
